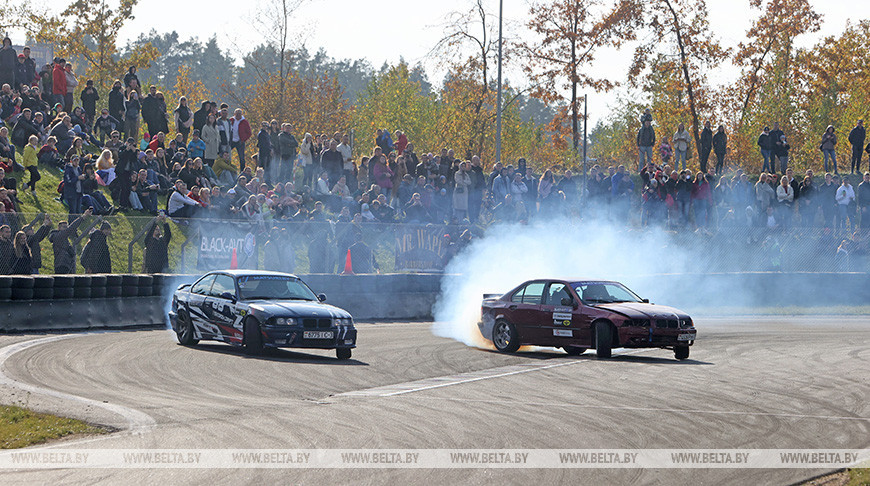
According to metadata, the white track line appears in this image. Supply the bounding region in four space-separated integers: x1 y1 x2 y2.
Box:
337 349 651 398
0 334 156 434
402 396 870 423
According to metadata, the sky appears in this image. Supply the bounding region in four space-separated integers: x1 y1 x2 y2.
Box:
12 0 870 126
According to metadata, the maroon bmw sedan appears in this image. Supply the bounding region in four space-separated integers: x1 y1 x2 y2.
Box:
479 279 697 360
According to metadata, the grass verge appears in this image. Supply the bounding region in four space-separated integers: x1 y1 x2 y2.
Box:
0 405 107 449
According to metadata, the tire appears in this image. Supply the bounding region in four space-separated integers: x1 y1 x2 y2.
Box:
0 276 11 288
105 286 122 298
137 275 154 287
595 321 613 359
137 286 153 297
0 287 11 300
563 346 587 356
53 287 74 299
90 286 107 298
336 348 352 360
90 275 107 287
105 275 123 286
11 277 34 289
244 318 264 356
11 288 34 300
150 274 165 287
73 276 92 288
121 285 139 297
674 346 690 361
492 319 520 353
73 286 91 298
121 275 139 286
176 310 199 346
32 287 54 299
32 276 54 288
52 275 75 288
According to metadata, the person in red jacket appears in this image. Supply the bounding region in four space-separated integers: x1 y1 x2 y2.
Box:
231 108 252 171
51 59 67 108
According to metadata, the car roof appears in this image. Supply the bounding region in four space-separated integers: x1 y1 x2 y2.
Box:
206 270 300 278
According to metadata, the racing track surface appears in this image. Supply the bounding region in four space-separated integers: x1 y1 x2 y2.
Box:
1 317 869 485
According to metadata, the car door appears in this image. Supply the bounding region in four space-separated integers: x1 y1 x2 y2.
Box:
505 281 546 342
186 274 216 337
204 274 243 344
540 282 591 346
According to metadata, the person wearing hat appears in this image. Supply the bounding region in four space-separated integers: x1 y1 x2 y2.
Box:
15 53 30 89
0 38 16 89
80 79 100 121
80 221 112 274
187 129 206 159
123 66 139 90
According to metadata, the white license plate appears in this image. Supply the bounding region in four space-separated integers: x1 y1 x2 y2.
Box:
677 333 695 341
553 329 573 337
303 331 334 339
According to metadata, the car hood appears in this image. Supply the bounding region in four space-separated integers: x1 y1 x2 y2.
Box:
248 300 352 319
593 302 690 320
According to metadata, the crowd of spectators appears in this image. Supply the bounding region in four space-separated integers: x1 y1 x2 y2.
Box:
2 48 870 275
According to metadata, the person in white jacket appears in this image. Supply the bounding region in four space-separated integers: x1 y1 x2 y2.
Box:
776 175 794 228
167 180 199 219
835 178 856 231
672 123 691 170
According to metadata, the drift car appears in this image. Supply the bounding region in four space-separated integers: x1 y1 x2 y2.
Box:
479 279 696 360
169 270 357 359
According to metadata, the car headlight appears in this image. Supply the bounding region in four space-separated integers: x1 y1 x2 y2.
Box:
273 317 296 326
337 317 352 326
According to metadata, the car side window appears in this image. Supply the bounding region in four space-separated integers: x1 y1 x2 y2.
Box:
516 282 545 305
190 275 216 295
210 275 236 298
546 283 573 306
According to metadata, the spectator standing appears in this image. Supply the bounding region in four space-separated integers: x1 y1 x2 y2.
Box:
79 80 99 122
231 109 252 171
48 208 90 274
757 126 772 173
63 155 85 216
143 214 171 273
140 86 163 138
636 120 655 171
348 232 379 274
63 63 78 113
52 59 67 108
123 66 139 90
857 172 870 228
10 231 31 275
848 120 865 174
173 96 193 144
257 122 273 184
776 175 794 228
672 123 690 170
453 161 472 221
769 122 786 172
821 125 838 174
468 156 485 223
659 138 673 165
491 167 510 203
123 91 141 141
0 38 16 89
201 114 220 167
21 135 39 197
692 171 712 228
24 214 52 274
193 101 210 133
835 176 855 231
0 225 12 274
279 125 300 184
80 222 112 273
699 121 713 173
818 173 838 227
799 175 817 227
712 125 727 174
337 133 354 188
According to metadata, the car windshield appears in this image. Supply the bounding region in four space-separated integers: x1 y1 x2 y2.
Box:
237 275 318 301
572 282 642 304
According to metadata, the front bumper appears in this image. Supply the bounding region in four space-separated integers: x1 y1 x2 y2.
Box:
620 326 696 347
263 326 357 350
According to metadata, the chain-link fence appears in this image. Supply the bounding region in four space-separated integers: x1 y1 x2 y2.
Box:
0 212 868 276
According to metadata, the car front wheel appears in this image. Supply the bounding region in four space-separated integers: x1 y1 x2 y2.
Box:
492 320 520 353
595 321 612 358
336 348 352 360
244 318 264 356
674 346 690 360
176 310 199 346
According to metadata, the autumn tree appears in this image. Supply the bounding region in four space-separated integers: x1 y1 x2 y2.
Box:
29 0 158 90
518 0 641 152
630 0 729 159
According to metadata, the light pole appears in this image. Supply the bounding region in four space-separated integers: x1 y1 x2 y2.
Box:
495 0 503 166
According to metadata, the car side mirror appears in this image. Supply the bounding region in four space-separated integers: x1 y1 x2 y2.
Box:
642 298 649 303
318 293 327 302
220 292 237 303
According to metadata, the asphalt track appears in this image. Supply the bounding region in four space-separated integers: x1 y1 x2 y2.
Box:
1 317 869 485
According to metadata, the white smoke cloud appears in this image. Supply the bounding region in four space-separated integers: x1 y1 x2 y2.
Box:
431 217 697 347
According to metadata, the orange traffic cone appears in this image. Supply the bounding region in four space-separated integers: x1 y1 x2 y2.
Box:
230 247 238 270
341 248 353 275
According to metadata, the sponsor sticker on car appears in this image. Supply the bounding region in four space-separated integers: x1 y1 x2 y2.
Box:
553 329 572 337
552 312 573 321
304 331 334 339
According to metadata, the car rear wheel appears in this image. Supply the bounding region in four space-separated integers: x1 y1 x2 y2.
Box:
176 310 199 346
492 320 520 353
244 318 264 356
563 346 586 356
336 348 352 360
674 346 690 361
595 321 613 358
